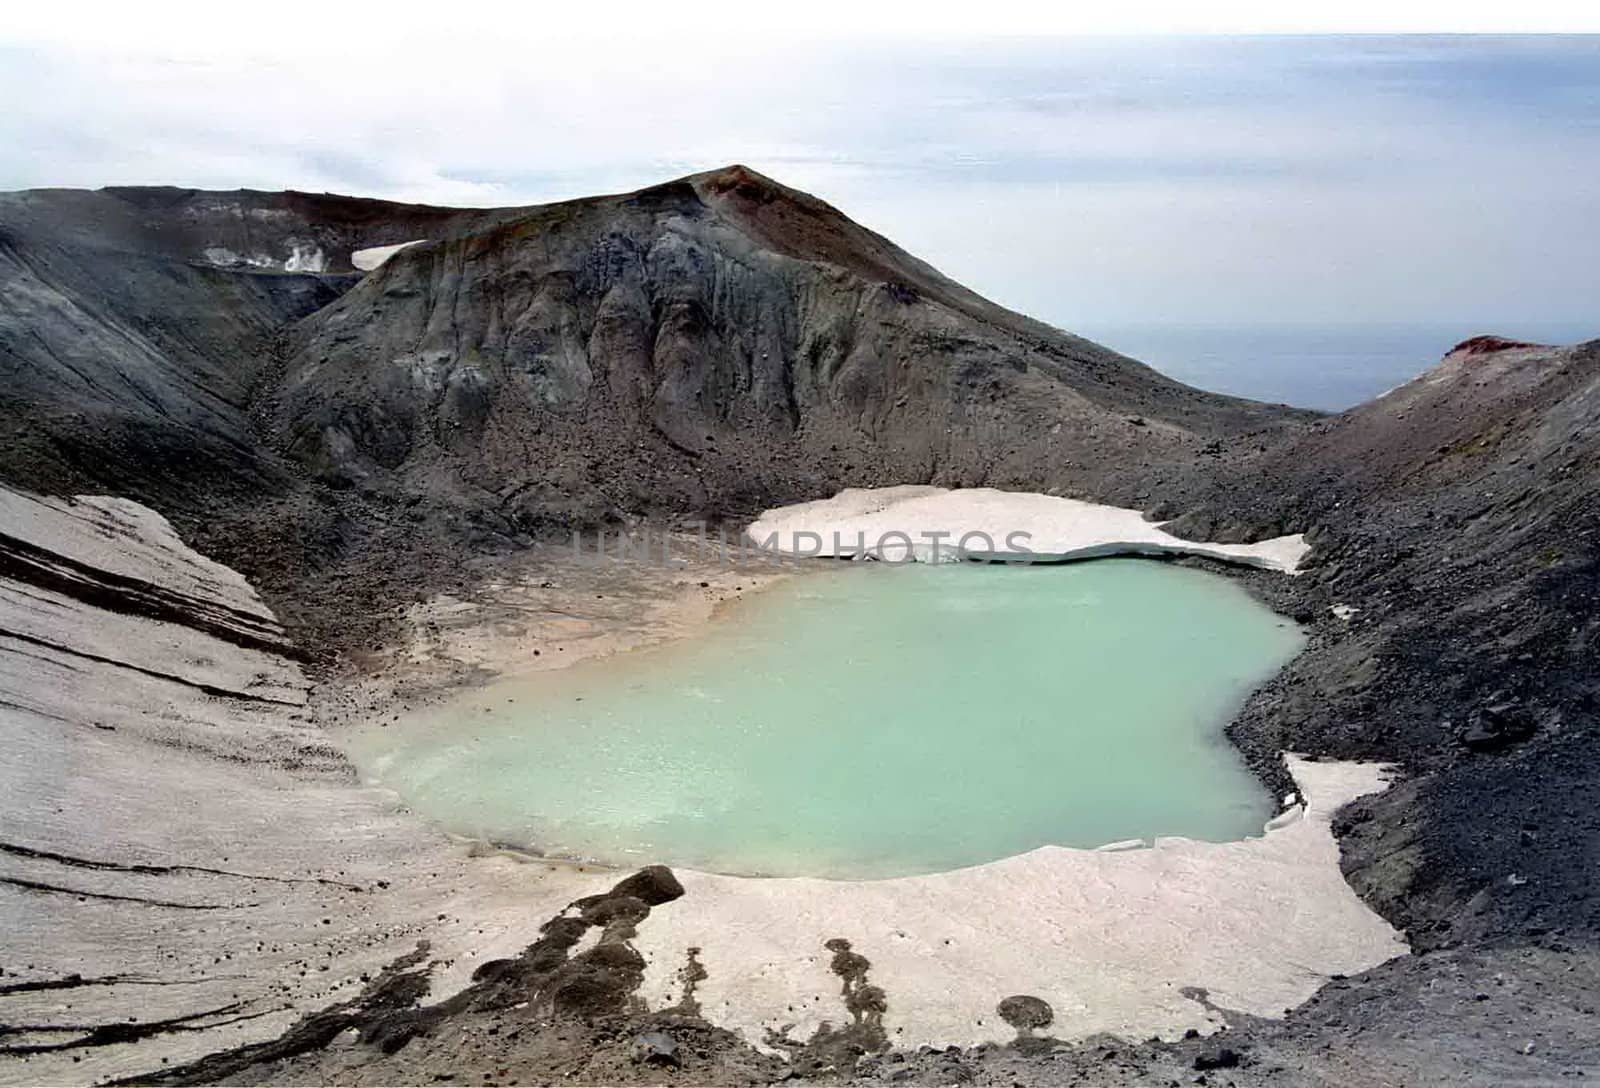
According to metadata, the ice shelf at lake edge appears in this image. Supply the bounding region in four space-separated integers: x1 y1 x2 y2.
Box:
747 485 1310 573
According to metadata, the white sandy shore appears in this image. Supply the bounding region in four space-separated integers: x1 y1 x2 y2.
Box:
357 537 1406 1053
747 485 1310 573
3 488 1404 1082
635 757 1407 1051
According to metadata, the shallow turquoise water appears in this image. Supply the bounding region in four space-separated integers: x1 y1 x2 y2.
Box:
349 561 1304 879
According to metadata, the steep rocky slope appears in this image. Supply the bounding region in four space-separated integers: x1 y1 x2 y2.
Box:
0 186 511 507
2 167 1597 1084
0 485 658 1085
1 167 1309 650
269 166 1301 532
1160 336 1600 948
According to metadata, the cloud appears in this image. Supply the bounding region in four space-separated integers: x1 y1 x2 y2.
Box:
0 32 1596 326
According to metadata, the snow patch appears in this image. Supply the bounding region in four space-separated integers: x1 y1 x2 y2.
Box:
748 486 1311 574
284 244 327 273
352 240 427 271
201 242 326 272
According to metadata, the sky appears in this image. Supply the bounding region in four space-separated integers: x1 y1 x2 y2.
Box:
2 14 1597 330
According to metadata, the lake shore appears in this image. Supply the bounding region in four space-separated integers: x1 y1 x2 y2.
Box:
297 493 1405 1054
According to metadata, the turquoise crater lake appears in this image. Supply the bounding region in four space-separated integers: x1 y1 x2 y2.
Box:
350 561 1306 879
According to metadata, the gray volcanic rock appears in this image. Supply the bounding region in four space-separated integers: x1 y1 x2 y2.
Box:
270 166 1304 528
1167 335 1600 947
4 166 1599 1086
0 187 515 507
1 167 1309 650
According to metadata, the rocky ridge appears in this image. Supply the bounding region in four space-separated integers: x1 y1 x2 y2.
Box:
1 166 1597 1084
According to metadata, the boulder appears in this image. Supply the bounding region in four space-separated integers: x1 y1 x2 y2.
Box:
630 1031 681 1067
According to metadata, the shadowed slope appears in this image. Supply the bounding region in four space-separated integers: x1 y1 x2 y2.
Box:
1164 336 1600 945
2 167 1310 533
271 166 1309 531
0 187 520 506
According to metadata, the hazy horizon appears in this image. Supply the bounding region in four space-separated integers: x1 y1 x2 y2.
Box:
3 31 1596 335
